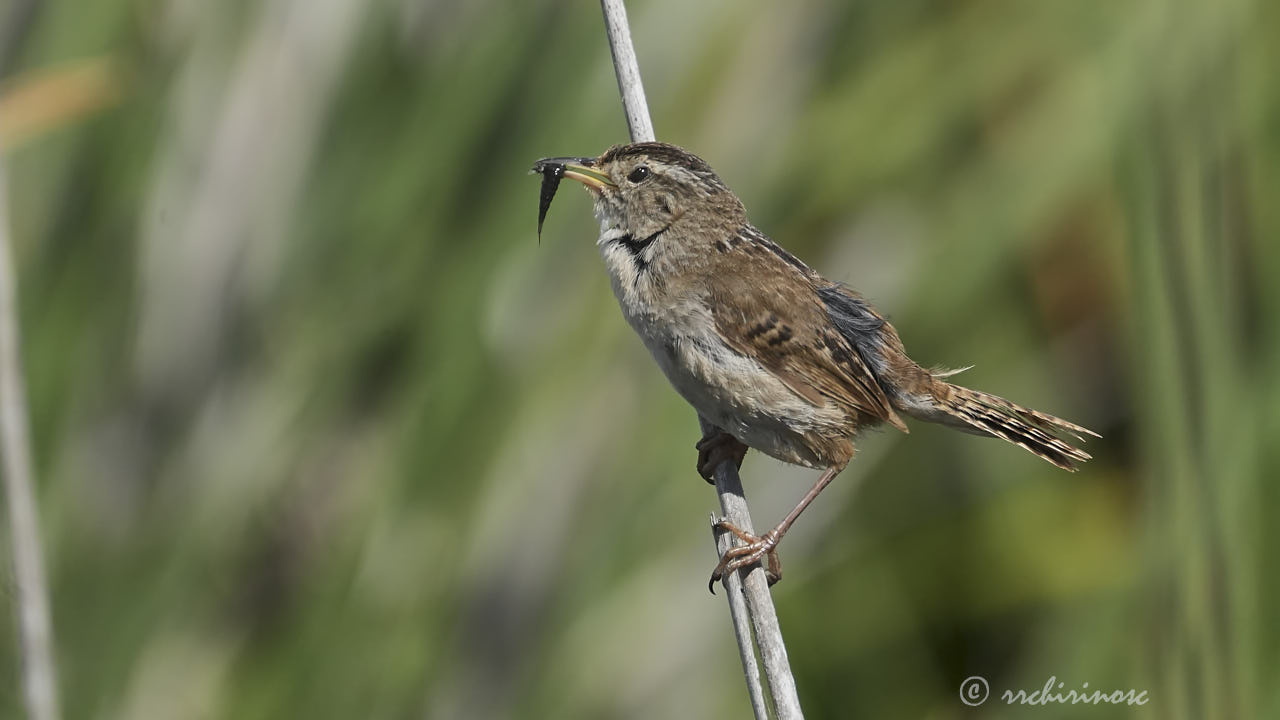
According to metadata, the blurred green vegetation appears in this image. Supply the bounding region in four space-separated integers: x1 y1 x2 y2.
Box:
1 0 1276 717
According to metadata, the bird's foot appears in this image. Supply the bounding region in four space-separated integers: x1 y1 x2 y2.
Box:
708 519 782 593
696 431 748 484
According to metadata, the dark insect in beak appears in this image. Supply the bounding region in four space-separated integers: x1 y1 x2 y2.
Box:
530 160 565 244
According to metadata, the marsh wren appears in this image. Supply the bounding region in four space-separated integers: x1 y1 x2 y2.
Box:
532 142 1096 590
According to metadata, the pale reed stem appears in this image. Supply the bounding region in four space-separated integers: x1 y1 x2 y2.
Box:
0 156 62 720
597 3 803 717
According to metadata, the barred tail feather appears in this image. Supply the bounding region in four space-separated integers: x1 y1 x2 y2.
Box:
929 383 1098 471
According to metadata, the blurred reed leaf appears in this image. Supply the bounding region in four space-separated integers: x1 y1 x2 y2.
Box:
0 57 120 151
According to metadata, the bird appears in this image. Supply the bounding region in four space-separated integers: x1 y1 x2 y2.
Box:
531 141 1097 590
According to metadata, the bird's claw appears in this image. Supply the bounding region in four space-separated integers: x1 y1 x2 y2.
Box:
708 519 782 593
696 431 748 484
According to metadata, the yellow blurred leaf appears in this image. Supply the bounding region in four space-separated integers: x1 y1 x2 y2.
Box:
0 57 122 151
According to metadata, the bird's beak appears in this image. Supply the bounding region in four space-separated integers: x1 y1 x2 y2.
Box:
564 162 615 190
535 156 616 190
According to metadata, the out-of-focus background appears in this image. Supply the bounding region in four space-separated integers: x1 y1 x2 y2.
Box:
1 0 1275 717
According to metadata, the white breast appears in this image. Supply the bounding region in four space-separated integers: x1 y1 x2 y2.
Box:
595 225 842 468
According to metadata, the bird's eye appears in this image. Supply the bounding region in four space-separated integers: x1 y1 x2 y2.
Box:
627 166 651 183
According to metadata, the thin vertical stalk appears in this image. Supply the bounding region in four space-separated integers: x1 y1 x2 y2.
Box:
597 2 803 717
0 159 62 720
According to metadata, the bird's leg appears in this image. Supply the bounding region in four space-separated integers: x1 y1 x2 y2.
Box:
695 428 748 484
712 520 783 586
709 463 845 591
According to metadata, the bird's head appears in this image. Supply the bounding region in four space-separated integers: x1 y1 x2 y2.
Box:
535 142 746 254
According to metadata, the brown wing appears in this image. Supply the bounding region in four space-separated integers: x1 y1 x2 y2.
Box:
705 230 908 432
